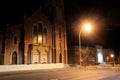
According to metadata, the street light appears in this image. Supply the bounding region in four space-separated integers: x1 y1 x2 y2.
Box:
110 54 114 62
110 54 114 58
110 54 115 67
79 23 91 66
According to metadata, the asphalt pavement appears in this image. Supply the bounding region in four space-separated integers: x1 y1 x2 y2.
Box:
0 66 120 80
0 65 120 77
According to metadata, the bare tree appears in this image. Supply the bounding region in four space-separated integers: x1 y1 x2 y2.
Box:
81 46 90 67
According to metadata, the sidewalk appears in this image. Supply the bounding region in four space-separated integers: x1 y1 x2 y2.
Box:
0 68 70 77
0 65 120 77
0 67 83 77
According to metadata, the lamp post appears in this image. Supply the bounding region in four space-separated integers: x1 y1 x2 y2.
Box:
110 54 115 67
110 54 114 62
79 24 91 66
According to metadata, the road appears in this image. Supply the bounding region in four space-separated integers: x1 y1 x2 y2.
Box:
0 67 120 80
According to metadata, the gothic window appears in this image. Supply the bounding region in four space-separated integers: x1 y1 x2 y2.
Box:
59 27 62 39
13 36 17 44
38 23 42 34
43 28 47 44
33 26 38 44
38 23 43 44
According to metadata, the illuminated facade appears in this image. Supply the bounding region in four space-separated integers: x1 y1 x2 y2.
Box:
1 0 68 65
68 45 115 65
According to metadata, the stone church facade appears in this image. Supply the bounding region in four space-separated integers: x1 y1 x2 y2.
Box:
1 0 68 65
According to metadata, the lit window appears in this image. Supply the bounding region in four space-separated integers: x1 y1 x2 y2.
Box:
38 23 43 44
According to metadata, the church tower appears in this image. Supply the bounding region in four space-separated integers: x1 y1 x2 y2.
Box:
42 0 68 63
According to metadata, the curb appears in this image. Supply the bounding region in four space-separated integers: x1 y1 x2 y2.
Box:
0 68 68 77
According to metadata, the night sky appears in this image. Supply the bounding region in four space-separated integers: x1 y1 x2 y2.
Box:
0 0 120 51
64 0 120 52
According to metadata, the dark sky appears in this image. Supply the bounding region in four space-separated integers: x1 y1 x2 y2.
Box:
64 0 120 51
0 1 39 26
0 0 120 51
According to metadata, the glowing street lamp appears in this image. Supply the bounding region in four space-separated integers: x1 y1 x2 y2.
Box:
84 24 91 31
79 23 91 66
110 54 114 62
110 54 114 58
110 54 115 67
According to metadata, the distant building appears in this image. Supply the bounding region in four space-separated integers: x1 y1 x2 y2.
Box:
0 0 68 65
68 45 115 65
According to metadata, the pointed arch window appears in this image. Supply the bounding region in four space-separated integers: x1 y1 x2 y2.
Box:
38 23 43 44
33 26 38 44
43 28 47 44
59 27 62 39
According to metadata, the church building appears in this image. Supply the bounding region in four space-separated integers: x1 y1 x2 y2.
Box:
2 0 68 65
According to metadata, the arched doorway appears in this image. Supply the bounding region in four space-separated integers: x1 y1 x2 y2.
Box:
41 51 47 64
12 51 17 64
59 53 62 63
32 50 40 64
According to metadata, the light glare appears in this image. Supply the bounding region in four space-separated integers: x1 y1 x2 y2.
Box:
84 24 91 31
110 54 114 58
